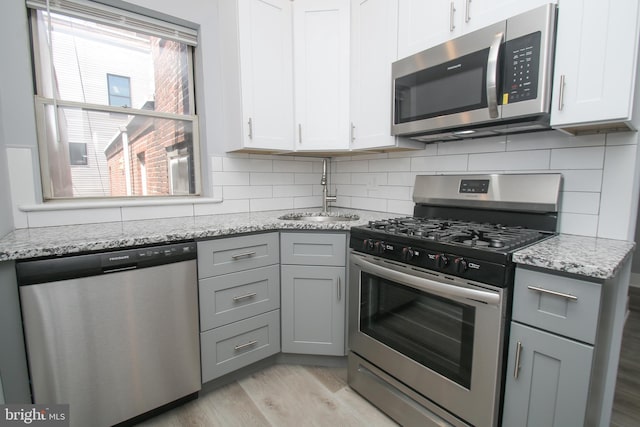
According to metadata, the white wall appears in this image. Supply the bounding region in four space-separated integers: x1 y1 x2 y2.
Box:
2 0 639 241
333 130 640 240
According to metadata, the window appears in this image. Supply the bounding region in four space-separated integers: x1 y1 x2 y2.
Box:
107 74 131 107
69 142 88 165
27 0 200 200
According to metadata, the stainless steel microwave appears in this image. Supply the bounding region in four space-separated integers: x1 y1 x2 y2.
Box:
392 4 557 143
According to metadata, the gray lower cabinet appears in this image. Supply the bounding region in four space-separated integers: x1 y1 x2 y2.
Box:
198 232 281 383
280 232 347 356
503 266 603 427
502 322 593 426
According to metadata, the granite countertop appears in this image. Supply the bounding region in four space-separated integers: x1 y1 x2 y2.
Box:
0 208 391 262
513 234 636 280
1 209 635 280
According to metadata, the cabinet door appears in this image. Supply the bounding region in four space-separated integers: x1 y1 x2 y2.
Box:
293 0 350 151
462 0 553 33
550 0 639 129
397 0 461 59
238 0 294 150
281 265 346 355
502 322 593 427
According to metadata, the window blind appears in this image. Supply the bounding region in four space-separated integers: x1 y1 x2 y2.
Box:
26 0 198 46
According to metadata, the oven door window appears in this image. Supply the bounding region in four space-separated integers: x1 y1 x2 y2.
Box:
360 272 475 388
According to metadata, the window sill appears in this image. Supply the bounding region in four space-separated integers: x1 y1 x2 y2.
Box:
19 197 224 212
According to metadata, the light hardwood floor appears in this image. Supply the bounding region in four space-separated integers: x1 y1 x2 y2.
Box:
137 364 397 427
138 290 640 427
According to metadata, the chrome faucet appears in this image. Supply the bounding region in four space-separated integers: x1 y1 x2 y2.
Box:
321 159 337 212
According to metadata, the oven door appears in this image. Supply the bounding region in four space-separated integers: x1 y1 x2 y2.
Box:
348 252 507 427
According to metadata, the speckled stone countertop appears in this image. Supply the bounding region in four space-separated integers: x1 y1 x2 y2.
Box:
0 208 391 262
513 234 635 280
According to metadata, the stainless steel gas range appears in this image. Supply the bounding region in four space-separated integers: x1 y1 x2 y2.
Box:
347 173 562 427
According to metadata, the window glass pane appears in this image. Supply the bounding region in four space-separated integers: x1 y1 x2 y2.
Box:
37 10 192 115
41 104 195 198
107 74 131 107
69 142 88 166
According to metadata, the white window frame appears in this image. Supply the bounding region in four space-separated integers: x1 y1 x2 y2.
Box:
27 0 201 201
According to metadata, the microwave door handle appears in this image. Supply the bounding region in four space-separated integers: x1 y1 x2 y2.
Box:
487 32 504 119
354 256 500 306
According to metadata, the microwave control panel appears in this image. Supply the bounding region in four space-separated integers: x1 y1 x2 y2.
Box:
502 31 541 104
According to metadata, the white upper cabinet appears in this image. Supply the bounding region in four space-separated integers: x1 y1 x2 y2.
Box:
293 0 351 152
397 0 554 59
350 0 422 151
550 0 640 133
219 0 294 152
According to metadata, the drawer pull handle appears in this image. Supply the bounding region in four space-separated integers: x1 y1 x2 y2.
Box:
527 285 578 301
337 277 341 301
514 341 523 379
231 251 257 260
234 340 258 351
233 292 257 302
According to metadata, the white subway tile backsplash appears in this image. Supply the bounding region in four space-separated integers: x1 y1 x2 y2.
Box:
294 196 322 209
550 146 605 170
211 156 224 172
468 150 550 171
337 184 368 197
273 185 313 198
28 207 122 228
194 199 249 215
556 170 603 192
331 173 351 185
274 159 314 173
223 157 272 172
250 197 294 212
387 199 414 215
294 173 321 185
411 154 469 172
437 136 507 155
559 192 601 215
369 157 411 172
506 131 604 151
336 159 369 173
249 172 294 185
388 172 419 186
351 173 388 186
121 204 194 221
212 171 250 186
605 132 639 146
597 144 638 239
557 213 599 236
223 186 273 200
367 185 413 201
351 196 388 212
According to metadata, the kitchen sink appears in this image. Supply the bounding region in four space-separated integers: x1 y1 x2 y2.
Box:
278 212 360 222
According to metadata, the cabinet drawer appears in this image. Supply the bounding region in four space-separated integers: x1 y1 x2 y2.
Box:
513 268 602 344
280 232 346 266
199 265 280 331
197 232 279 278
200 310 280 383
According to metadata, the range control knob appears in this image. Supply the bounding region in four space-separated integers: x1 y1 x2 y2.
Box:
435 254 449 268
402 247 416 261
363 239 375 251
454 257 468 273
374 241 386 254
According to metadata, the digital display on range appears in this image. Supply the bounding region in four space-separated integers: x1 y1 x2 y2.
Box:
459 179 490 194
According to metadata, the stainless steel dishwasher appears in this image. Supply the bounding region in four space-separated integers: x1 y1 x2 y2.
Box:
16 241 201 427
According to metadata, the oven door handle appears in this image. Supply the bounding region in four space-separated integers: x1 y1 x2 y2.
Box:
355 257 500 306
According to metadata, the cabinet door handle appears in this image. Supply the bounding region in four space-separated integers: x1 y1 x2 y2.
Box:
234 340 258 351
337 277 342 301
350 122 356 143
514 341 523 379
233 292 257 302
465 0 471 22
248 117 253 139
231 251 256 260
298 124 302 144
527 285 578 301
449 2 456 32
558 75 566 111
